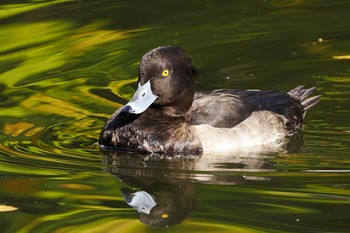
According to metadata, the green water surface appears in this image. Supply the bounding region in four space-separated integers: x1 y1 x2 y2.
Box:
0 0 349 232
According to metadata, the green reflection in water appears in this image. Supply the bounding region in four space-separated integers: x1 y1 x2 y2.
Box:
0 19 142 87
0 0 74 20
0 0 146 175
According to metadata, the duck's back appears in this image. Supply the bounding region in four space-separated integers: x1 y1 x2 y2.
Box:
188 86 319 131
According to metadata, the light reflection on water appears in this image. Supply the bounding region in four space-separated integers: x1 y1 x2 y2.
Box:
0 0 350 232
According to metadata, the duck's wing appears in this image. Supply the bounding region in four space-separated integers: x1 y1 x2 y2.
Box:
188 88 314 129
188 90 257 128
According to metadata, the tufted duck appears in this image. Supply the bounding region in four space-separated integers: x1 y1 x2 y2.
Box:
99 46 321 154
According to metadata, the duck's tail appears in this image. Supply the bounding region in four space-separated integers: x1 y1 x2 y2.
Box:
287 85 321 111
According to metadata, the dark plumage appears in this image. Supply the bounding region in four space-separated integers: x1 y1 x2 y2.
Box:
99 46 321 154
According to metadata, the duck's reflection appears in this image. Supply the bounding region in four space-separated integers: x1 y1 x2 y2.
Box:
104 151 197 227
120 180 195 227
102 148 289 227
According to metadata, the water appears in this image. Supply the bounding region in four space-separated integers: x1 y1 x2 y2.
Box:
0 0 349 232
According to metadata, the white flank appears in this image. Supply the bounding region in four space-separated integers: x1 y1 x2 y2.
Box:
193 111 289 152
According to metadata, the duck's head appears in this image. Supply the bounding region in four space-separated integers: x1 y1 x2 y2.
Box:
123 46 198 116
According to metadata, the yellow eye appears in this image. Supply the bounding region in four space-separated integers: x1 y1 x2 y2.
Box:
162 69 170 77
161 213 169 219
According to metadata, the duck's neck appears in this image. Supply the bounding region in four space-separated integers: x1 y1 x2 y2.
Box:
155 105 190 118
148 106 187 121
155 88 194 118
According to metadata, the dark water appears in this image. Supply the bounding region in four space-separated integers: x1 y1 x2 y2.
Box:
0 0 349 232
